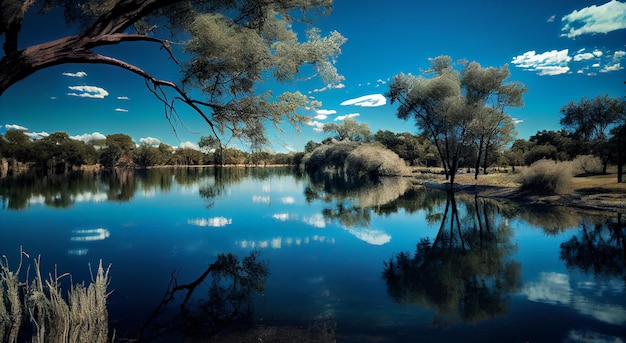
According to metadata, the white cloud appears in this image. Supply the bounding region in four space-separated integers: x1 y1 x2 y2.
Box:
5 124 28 131
70 228 110 241
573 52 595 61
523 272 571 305
600 62 623 73
592 50 603 57
311 83 345 93
335 113 360 121
62 71 87 77
25 131 49 140
188 217 232 227
281 196 295 204
67 85 109 99
614 50 626 60
117 96 129 100
252 195 271 203
140 137 161 146
304 213 326 228
561 0 626 38
511 49 571 75
50 96 57 100
272 213 291 221
314 109 336 121
344 227 391 245
114 108 129 112
316 109 336 116
547 15 556 23
340 94 387 107
70 132 106 143
513 118 524 124
306 119 325 132
179 141 199 150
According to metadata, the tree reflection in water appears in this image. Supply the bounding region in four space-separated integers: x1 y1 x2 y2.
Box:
560 213 625 283
138 251 269 342
382 191 522 326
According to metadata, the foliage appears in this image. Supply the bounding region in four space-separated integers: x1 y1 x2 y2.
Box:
386 56 526 185
523 144 559 165
345 143 407 177
518 159 572 195
374 130 438 166
0 0 346 148
529 130 578 161
302 140 406 177
560 94 623 142
322 118 371 142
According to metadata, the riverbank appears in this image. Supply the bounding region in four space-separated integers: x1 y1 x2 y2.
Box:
411 169 626 214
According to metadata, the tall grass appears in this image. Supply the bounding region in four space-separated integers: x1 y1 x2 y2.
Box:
1 250 111 343
518 159 572 195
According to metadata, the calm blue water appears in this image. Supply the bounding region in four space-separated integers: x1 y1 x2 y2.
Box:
1 167 624 342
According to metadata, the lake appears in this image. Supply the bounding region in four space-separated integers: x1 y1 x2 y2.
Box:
1 167 624 342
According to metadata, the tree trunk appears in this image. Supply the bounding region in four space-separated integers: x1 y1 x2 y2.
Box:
474 139 484 180
618 133 623 183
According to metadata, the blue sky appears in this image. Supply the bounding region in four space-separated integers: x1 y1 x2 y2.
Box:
1 0 624 152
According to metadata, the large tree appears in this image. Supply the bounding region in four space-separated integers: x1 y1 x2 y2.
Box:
0 0 345 146
386 56 525 185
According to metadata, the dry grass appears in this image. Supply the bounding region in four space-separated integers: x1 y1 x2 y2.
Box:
1 250 111 343
517 160 573 195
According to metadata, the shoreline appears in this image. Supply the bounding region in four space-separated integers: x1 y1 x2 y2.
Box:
416 172 626 215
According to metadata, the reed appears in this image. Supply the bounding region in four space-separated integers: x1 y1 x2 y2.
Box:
1 249 111 343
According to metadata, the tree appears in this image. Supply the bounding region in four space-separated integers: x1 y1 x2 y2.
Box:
0 0 346 146
304 140 321 153
322 118 371 142
374 130 430 166
198 135 223 165
560 95 624 174
560 94 621 142
386 56 525 185
461 61 524 178
2 129 31 161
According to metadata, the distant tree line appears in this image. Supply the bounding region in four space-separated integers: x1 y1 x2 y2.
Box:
0 131 304 176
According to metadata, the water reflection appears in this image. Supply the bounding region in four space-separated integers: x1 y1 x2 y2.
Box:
560 214 625 281
2 167 625 341
138 251 269 342
382 191 522 326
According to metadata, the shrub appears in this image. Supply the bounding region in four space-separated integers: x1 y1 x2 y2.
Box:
302 140 407 177
518 159 572 195
346 144 407 176
570 155 603 176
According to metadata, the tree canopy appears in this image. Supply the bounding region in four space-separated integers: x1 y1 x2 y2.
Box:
0 0 346 146
322 117 371 142
386 56 526 185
